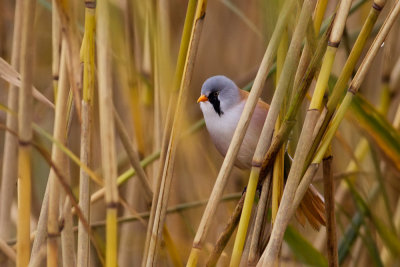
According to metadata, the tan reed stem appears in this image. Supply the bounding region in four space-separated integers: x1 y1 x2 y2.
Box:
47 40 69 267
142 0 198 263
97 0 119 265
17 0 36 265
146 1 208 265
77 2 96 266
187 1 296 265
53 0 82 122
231 0 317 265
0 0 22 241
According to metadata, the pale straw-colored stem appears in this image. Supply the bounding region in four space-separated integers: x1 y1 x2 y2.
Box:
60 197 76 267
258 110 319 266
0 0 22 241
53 0 82 121
17 0 36 265
305 0 387 168
231 1 317 265
247 173 272 265
146 1 208 265
187 2 296 265
47 41 69 267
263 1 400 264
77 3 95 266
97 0 119 265
142 1 198 264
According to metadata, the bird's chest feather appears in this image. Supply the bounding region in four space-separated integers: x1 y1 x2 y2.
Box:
203 103 242 153
201 101 264 168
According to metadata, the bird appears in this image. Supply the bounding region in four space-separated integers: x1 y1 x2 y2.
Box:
198 75 326 229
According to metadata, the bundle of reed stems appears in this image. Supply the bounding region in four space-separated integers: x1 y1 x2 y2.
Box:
1 0 400 266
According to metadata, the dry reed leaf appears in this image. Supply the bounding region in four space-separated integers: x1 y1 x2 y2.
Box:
0 58 54 109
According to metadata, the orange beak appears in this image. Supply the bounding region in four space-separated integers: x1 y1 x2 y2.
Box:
197 95 208 103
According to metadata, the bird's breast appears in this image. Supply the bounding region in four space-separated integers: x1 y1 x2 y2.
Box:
201 101 267 169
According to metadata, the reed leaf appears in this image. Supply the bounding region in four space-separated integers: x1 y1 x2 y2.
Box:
349 95 400 171
284 225 328 267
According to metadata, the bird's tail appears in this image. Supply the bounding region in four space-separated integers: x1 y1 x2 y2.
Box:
295 184 326 230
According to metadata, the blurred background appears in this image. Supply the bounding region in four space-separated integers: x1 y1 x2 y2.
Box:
1 0 400 266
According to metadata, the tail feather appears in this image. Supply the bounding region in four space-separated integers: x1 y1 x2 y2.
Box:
298 184 326 230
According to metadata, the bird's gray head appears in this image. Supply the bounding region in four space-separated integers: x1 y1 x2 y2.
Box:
197 75 241 116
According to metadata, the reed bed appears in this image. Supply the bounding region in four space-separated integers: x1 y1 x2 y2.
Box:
1 0 400 266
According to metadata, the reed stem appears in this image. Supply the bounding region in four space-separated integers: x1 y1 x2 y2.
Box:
97 0 119 265
77 1 96 266
0 0 22 242
17 0 36 265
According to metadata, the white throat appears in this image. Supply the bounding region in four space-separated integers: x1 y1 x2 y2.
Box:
200 100 245 156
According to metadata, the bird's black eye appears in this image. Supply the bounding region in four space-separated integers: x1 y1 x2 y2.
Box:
213 91 219 97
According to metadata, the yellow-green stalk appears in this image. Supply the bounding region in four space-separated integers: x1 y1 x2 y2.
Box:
306 0 386 168
97 0 119 266
311 0 353 111
314 0 329 31
271 28 288 223
188 0 296 265
146 0 208 265
230 0 315 265
77 1 96 266
259 0 354 264
143 0 198 264
296 0 400 230
17 0 36 266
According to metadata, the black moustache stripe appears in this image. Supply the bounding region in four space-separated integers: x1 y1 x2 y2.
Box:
208 92 223 116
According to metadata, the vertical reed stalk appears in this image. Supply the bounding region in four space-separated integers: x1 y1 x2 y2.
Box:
292 0 328 96
259 23 331 181
52 2 61 98
290 0 400 261
60 196 76 267
17 0 36 265
230 1 316 265
53 0 83 121
187 1 296 265
323 150 338 267
97 0 119 265
206 193 246 266
77 2 96 266
47 40 69 267
142 1 197 263
305 0 386 168
0 0 22 241
247 174 272 265
146 1 208 265
271 19 288 225
30 3 61 260
258 0 355 264
313 0 400 165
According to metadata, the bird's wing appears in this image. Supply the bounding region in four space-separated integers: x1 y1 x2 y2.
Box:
239 88 270 111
